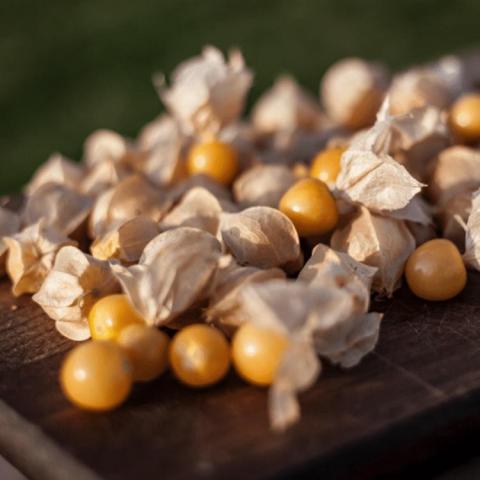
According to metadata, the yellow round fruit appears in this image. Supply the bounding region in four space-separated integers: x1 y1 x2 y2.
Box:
117 324 170 382
310 146 345 184
169 324 230 388
405 238 467 301
88 294 144 341
450 93 480 143
279 178 339 237
60 341 133 411
232 323 288 386
187 140 238 185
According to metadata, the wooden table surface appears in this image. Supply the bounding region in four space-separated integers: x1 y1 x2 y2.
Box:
2 274 480 480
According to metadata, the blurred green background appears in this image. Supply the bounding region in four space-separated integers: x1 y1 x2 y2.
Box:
1 0 480 194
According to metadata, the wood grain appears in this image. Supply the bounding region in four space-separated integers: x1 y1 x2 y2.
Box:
2 275 480 479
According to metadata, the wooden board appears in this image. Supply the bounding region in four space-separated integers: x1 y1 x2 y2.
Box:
2 274 480 480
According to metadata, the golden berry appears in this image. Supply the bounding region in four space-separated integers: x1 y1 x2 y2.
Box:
232 323 288 386
310 146 345 184
405 238 467 301
169 324 230 388
60 341 132 411
279 178 339 237
187 140 238 185
449 93 480 143
117 324 170 382
88 294 144 341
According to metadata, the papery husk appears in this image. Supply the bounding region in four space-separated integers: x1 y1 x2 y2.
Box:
91 215 159 264
464 189 480 270
218 121 259 171
331 206 415 296
167 174 232 204
112 227 222 326
83 129 130 167
23 183 93 237
406 221 437 247
25 153 85 195
298 243 377 313
388 68 451 115
206 255 286 335
336 102 425 216
252 75 323 133
137 114 180 153
429 146 480 205
220 206 303 273
155 46 253 135
88 175 171 238
238 279 381 431
0 207 21 275
81 160 131 197
4 220 76 296
321 57 389 129
233 165 296 209
32 246 120 340
160 187 235 237
438 191 471 249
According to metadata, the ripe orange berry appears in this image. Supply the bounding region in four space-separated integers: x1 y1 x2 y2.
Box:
88 294 144 341
232 323 288 386
449 93 480 143
169 324 230 388
310 146 345 184
279 178 339 237
187 140 238 185
405 238 467 301
60 341 133 411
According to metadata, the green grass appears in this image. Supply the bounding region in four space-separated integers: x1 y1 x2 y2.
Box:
1 0 479 193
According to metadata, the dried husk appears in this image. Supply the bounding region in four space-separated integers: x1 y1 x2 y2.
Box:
336 103 425 217
321 57 389 129
331 206 415 296
167 174 232 204
91 216 159 263
429 146 480 205
220 206 303 273
4 221 76 296
32 246 119 341
463 189 480 270
22 183 93 237
81 160 131 197
252 75 323 133
112 227 222 326
438 191 471 249
233 165 296 209
88 175 171 238
238 279 381 430
206 255 286 335
137 114 181 153
83 129 130 167
0 207 21 275
388 68 451 115
25 153 85 195
160 187 234 237
155 46 253 135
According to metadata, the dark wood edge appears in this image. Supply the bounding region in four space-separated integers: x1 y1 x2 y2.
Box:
0 400 101 480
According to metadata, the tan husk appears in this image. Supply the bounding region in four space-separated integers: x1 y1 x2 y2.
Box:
167 174 232 204
91 216 159 263
112 227 222 326
4 221 76 296
429 146 480 205
137 114 180 153
25 153 85 195
220 206 303 273
331 206 415 296
463 189 480 270
0 207 21 275
238 279 381 431
252 75 322 133
438 191 472 249
233 165 296 209
83 129 130 167
88 174 171 238
155 46 253 135
22 183 93 237
160 187 235 237
81 160 131 197
206 255 286 335
321 57 389 129
32 246 120 341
